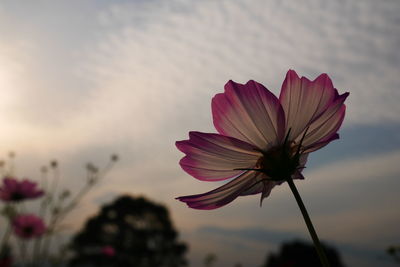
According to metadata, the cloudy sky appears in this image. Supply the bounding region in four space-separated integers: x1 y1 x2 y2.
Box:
1 0 400 266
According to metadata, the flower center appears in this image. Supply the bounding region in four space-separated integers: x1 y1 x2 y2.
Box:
23 226 34 237
256 143 301 181
235 128 307 181
10 192 25 201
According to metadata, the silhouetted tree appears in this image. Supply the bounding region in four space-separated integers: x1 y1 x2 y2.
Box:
387 245 400 264
68 195 187 267
262 240 345 267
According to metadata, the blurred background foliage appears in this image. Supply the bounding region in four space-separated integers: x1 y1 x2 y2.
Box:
68 195 187 267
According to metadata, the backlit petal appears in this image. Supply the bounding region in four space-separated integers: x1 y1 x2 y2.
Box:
238 172 269 196
279 70 337 140
302 94 348 150
176 131 262 181
4 177 18 191
176 171 258 210
303 134 339 153
20 180 35 192
212 80 285 150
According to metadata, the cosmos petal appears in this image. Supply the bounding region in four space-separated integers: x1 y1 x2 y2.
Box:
298 153 308 170
212 80 285 149
303 133 339 153
302 95 348 150
0 177 44 202
279 70 338 140
238 172 270 196
176 171 259 210
12 214 46 239
20 180 44 198
259 180 278 205
20 180 35 191
176 131 262 181
4 177 18 191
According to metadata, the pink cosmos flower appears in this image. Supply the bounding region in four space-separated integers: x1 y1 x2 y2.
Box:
176 70 348 209
0 177 44 202
101 246 116 257
12 214 46 239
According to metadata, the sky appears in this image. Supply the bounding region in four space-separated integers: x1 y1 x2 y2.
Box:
0 0 400 266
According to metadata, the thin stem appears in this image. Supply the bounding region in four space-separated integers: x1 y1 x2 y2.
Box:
286 177 330 267
18 239 27 266
39 165 61 261
33 171 49 264
40 159 116 260
0 221 12 251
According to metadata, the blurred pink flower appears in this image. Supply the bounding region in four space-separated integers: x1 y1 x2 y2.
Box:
101 246 116 257
176 70 349 209
12 214 46 239
0 177 44 202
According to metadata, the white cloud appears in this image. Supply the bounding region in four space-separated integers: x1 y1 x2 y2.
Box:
79 0 400 139
1 0 399 152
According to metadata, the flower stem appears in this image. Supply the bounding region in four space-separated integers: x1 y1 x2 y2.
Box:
286 177 330 267
0 221 11 251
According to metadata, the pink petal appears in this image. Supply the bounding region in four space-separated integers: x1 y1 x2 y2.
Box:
241 179 281 207
12 214 46 239
212 80 285 150
279 70 338 141
238 172 270 196
3 177 18 191
302 94 348 150
239 175 282 207
0 191 11 201
298 153 308 169
20 180 44 199
259 180 279 205
176 131 262 181
176 171 259 210
20 180 35 192
303 133 339 153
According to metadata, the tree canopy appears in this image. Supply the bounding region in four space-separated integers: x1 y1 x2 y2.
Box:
69 195 187 267
263 240 345 267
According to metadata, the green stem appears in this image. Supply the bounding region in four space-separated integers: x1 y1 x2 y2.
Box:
286 177 330 267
